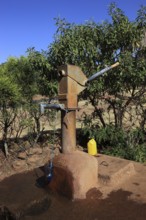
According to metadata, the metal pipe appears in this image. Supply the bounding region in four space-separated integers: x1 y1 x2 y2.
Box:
86 62 119 83
40 103 65 114
61 110 76 154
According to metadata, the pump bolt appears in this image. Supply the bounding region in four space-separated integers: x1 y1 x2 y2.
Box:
58 70 66 76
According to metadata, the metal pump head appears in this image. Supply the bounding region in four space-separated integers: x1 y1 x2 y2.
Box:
58 62 119 109
58 64 88 94
58 65 88 108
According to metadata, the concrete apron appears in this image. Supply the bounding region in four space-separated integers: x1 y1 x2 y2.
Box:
48 150 98 200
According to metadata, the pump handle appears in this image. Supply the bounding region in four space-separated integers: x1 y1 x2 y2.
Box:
86 62 119 83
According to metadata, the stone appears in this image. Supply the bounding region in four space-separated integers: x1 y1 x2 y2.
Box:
17 152 27 160
41 147 51 163
10 142 20 151
27 147 43 155
27 154 43 166
42 142 50 148
48 150 98 200
13 160 27 172
32 143 40 148
42 146 50 154
22 141 31 150
53 147 60 156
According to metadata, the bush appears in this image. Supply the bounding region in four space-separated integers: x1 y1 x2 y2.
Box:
80 124 146 163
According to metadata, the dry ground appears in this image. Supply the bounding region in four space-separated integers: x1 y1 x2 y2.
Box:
0 154 146 220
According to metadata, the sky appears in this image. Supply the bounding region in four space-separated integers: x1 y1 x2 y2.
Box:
0 0 146 64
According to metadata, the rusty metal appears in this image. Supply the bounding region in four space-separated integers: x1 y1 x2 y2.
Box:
61 110 76 153
58 63 119 154
58 65 87 109
58 65 88 154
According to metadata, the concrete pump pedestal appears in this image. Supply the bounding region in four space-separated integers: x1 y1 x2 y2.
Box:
48 151 98 200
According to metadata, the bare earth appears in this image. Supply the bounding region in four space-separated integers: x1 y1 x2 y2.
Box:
0 154 146 220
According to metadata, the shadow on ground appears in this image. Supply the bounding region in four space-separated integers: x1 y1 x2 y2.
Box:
29 188 146 220
3 187 145 220
0 167 146 220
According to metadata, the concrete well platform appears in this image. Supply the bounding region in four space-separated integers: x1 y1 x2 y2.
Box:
97 154 136 187
48 151 98 200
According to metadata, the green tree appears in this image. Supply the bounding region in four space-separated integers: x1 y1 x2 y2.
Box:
25 48 58 134
0 63 21 156
26 47 57 97
48 3 146 129
2 51 58 136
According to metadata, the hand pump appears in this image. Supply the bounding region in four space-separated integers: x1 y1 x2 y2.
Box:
57 62 119 153
40 62 119 185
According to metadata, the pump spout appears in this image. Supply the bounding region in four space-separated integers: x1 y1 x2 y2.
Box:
40 103 65 114
86 62 119 84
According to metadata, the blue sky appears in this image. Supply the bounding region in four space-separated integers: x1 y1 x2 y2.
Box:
0 0 146 64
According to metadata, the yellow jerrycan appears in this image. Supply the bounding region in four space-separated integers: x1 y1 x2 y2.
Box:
87 138 97 156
